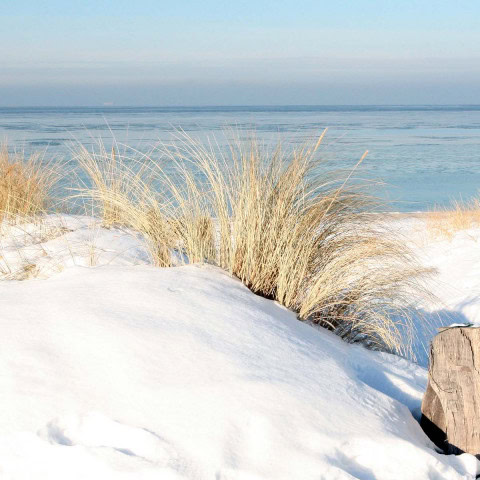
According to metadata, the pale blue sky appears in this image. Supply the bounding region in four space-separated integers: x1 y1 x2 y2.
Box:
1 0 479 105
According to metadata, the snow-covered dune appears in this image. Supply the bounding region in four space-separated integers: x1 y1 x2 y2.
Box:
1 259 478 479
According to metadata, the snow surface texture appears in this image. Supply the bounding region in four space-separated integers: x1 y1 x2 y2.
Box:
0 216 151 279
390 215 480 366
1 215 480 479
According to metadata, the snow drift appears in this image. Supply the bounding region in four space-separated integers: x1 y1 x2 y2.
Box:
1 259 478 479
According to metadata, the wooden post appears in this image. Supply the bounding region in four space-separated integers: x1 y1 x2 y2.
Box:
421 326 480 457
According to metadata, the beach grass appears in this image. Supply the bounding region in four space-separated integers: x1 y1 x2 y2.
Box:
74 132 430 358
426 199 480 240
0 145 60 221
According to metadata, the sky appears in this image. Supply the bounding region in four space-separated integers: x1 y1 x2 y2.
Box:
1 0 480 106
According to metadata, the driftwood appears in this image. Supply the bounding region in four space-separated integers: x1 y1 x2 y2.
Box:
421 327 480 457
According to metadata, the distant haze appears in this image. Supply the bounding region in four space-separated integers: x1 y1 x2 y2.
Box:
2 0 480 106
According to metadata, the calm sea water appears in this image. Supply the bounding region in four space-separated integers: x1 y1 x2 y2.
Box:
1 105 480 212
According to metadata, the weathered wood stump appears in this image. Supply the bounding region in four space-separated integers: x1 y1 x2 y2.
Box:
421 327 480 457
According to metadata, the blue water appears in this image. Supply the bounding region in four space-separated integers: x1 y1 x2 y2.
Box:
1 105 480 211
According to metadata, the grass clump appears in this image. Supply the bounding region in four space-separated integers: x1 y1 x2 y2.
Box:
164 133 428 357
0 144 63 281
76 132 429 358
0 145 59 221
73 142 178 266
426 199 480 240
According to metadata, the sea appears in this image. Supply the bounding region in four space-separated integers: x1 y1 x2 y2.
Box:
1 105 480 212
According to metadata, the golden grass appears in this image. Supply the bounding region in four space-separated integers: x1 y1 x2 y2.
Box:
426 199 480 240
75 132 430 358
0 145 59 221
73 142 177 266
0 146 67 280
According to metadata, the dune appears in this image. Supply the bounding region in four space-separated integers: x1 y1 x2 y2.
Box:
1 215 480 479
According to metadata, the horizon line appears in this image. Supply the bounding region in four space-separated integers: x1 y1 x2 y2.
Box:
1 103 480 108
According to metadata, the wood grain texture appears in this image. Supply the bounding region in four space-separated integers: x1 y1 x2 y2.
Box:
421 327 480 457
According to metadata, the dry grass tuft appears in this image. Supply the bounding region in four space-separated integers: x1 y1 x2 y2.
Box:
73 142 177 266
161 132 429 357
426 199 480 240
75 132 430 358
0 145 59 221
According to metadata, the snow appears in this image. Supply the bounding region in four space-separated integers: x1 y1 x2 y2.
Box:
389 215 480 365
448 323 478 328
1 215 480 479
0 215 151 279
